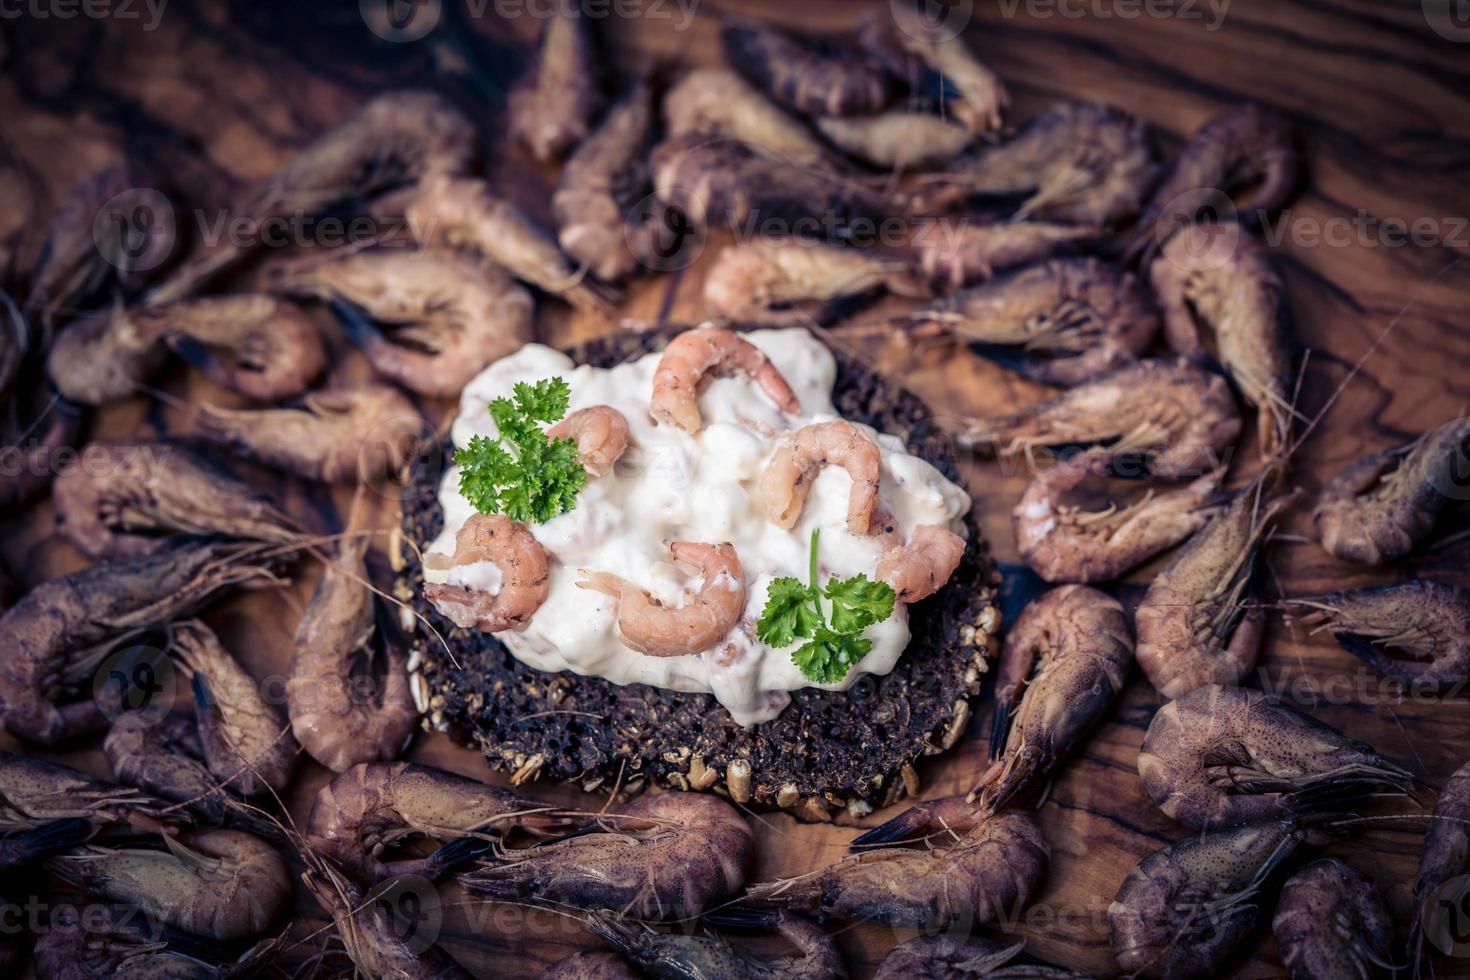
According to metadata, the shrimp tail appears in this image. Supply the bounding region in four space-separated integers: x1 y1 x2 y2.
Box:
703 905 780 930
973 746 1046 815
9 817 93 861
1333 631 1434 682
166 334 225 381
849 805 929 849
988 697 1015 762
331 297 389 356
420 835 497 879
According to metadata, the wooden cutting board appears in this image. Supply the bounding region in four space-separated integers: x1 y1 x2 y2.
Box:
3 1 1469 975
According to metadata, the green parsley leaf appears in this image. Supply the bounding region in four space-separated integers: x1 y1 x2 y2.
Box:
826 574 896 634
756 576 822 648
455 377 587 524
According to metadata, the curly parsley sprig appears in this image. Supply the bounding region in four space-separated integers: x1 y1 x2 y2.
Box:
456 377 587 524
756 528 897 684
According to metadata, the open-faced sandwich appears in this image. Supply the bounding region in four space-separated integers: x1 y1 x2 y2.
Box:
401 324 999 817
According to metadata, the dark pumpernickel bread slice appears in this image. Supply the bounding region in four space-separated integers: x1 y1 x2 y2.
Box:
398 326 1000 819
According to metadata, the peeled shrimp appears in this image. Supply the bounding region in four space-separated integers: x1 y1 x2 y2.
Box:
1313 416 1470 565
548 405 630 478
914 102 1155 227
1109 818 1313 979
423 513 551 633
460 792 755 920
579 541 746 658
1151 220 1294 457
305 761 564 884
1289 580 1470 687
46 303 168 405
722 17 894 118
288 532 417 773
51 829 291 940
974 585 1132 814
1134 485 1297 698
508 0 602 162
874 935 1083 980
0 538 284 746
1273 859 1395 980
304 862 472 979
859 4 1008 135
816 112 976 171
583 909 843 980
704 239 929 327
186 383 422 484
758 420 881 535
902 258 1157 386
151 294 326 402
1126 103 1301 261
962 359 1242 481
663 69 836 169
268 247 534 398
1014 449 1224 583
53 440 304 559
900 219 1103 289
876 523 966 604
1411 760 1470 973
744 798 1047 930
649 326 801 433
1137 684 1413 830
0 753 174 834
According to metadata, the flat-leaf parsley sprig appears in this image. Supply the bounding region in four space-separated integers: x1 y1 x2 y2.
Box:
456 377 587 524
756 528 897 684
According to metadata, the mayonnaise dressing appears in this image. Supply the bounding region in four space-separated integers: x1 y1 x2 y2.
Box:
424 328 971 726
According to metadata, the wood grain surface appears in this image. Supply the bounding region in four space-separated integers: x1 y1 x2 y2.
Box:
3 0 1470 976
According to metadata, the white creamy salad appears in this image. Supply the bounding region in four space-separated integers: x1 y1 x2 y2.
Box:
423 327 971 726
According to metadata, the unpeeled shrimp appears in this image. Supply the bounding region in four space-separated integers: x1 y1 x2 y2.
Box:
876 523 966 604
46 303 168 405
1014 449 1224 583
508 0 603 162
1272 859 1395 980
901 257 1158 386
578 541 746 657
186 383 422 484
150 294 326 402
0 753 177 835
51 829 291 940
1134 485 1297 698
1137 684 1413 830
704 239 929 327
267 247 534 398
899 218 1104 289
649 326 801 433
459 792 755 920
859 4 1009 135
547 405 630 478
1312 416 1470 565
1289 580 1470 687
53 440 304 559
743 798 1047 930
1151 220 1294 457
874 935 1083 980
722 17 894 118
34 904 283 980
1411 760 1470 973
540 952 638 980
757 420 881 535
583 909 843 980
973 585 1133 814
962 359 1242 481
305 761 564 884
303 862 472 979
423 513 551 633
816 111 976 171
662 69 836 169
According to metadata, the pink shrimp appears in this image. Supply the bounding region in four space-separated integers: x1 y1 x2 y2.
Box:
578 542 746 657
876 524 967 604
423 514 552 634
757 420 881 535
547 405 630 478
649 326 801 433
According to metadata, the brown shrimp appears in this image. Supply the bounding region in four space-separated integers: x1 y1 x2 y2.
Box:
540 952 638 980
46 302 169 405
722 17 893 118
186 383 422 484
460 792 755 920
1137 684 1414 830
53 440 304 559
898 218 1104 289
649 326 801 433
912 102 1157 226
508 0 603 163
423 513 551 633
1014 449 1224 583
1109 818 1313 979
662 69 837 169
1133 485 1297 698
899 257 1158 386
0 752 177 835
1126 103 1301 261
1411 760 1470 973
267 247 534 398
704 239 929 327
548 405 630 478
859 4 1009 135
874 935 1085 980
148 90 474 304
973 585 1133 814
758 420 881 535
0 538 285 746
1288 580 1470 688
0 388 83 511
876 523 967 604
34 903 284 980
816 112 976 171
744 798 1047 930
1151 220 1295 457
288 531 417 773
400 174 613 312
578 541 746 657
305 761 564 884
961 358 1242 482
583 909 843 980
1273 858 1395 980
51 829 291 940
1312 416 1470 565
